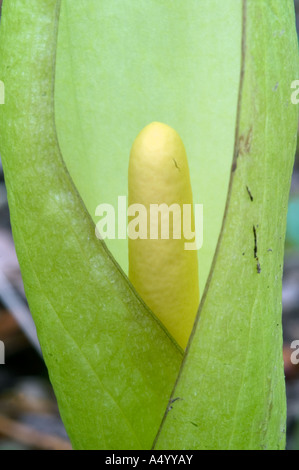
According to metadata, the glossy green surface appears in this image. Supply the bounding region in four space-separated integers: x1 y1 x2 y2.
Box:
154 0 299 450
0 0 182 450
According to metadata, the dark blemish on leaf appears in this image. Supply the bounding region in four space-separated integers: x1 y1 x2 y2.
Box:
173 158 180 171
253 225 258 259
273 82 279 92
167 397 182 410
268 248 272 252
242 252 245 256
170 397 182 404
190 422 198 427
239 126 253 156
253 225 261 273
246 185 253 201
256 259 261 274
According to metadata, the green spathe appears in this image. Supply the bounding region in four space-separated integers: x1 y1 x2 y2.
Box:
0 0 182 450
55 0 242 293
154 0 298 450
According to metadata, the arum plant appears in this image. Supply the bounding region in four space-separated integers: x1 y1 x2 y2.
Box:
0 0 298 450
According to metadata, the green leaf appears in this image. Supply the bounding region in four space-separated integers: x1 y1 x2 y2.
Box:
154 0 299 450
0 0 182 450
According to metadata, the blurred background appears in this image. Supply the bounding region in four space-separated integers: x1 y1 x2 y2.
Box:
0 0 298 450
